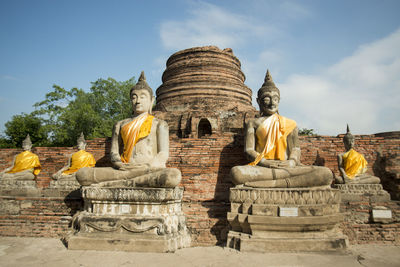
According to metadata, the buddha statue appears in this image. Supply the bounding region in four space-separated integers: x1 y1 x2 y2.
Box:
76 71 181 188
0 134 41 180
230 70 333 188
335 125 381 184
52 133 96 182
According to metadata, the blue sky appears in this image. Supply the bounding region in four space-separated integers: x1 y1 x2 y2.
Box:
1 0 399 136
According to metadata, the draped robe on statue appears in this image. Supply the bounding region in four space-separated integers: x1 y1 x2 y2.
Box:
342 149 368 179
62 150 96 175
120 112 154 163
249 113 297 165
7 151 41 176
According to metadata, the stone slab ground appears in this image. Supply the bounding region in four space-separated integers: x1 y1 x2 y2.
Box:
0 236 399 267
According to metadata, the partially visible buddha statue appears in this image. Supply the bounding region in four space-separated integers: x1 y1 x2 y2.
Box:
52 133 96 182
335 125 380 184
0 134 41 180
230 70 333 188
76 71 181 188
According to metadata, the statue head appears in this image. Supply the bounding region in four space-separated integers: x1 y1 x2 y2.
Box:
22 134 32 151
257 70 280 116
130 71 155 115
77 132 86 150
343 124 355 151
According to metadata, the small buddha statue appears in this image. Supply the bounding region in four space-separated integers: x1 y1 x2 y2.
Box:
230 70 333 188
335 125 381 184
52 133 96 182
0 134 41 180
76 71 181 188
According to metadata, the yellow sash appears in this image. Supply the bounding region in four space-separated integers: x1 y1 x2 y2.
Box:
120 113 154 163
249 113 297 166
342 149 367 179
7 151 41 175
62 150 96 175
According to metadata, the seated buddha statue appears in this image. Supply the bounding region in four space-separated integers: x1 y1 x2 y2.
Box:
52 133 96 181
0 134 41 180
335 125 380 184
230 70 333 188
76 72 181 188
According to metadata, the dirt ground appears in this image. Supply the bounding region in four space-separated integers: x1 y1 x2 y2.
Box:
0 237 399 267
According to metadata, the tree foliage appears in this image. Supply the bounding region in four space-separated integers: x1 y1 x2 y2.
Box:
3 113 47 147
298 128 317 136
3 77 135 147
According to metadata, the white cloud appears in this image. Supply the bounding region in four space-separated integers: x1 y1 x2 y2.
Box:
160 1 274 50
279 28 400 135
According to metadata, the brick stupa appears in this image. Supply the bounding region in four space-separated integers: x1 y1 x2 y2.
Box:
154 46 256 138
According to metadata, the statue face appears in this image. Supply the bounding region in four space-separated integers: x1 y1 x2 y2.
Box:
257 91 280 116
22 143 32 151
344 137 355 150
131 89 154 115
77 141 86 150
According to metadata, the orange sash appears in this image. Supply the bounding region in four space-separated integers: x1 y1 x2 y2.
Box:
62 150 96 175
342 149 367 179
7 150 41 175
120 113 154 163
249 113 297 166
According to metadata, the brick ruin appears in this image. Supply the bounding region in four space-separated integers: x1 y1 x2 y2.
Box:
0 46 399 245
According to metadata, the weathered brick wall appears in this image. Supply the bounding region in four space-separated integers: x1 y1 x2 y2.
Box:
339 200 400 245
300 135 400 199
168 133 246 245
0 133 399 245
0 196 82 238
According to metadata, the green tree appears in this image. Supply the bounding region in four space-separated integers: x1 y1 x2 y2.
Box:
32 77 135 146
3 113 48 147
298 128 317 136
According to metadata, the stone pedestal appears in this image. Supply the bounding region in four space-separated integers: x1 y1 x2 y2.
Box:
67 187 191 252
226 186 348 252
44 179 81 197
333 184 390 202
49 179 80 190
0 179 40 196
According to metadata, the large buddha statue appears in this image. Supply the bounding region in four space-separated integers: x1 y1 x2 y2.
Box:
335 125 380 184
0 134 41 180
230 70 333 188
52 133 96 182
76 72 181 188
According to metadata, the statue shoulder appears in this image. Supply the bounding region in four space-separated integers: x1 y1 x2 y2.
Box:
246 117 263 129
153 117 168 130
115 118 131 129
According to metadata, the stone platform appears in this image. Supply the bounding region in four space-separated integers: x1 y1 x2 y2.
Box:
67 187 191 252
0 179 40 196
333 184 390 202
49 179 80 190
226 186 348 252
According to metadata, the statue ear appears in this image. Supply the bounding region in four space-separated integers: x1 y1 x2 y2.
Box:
149 96 155 114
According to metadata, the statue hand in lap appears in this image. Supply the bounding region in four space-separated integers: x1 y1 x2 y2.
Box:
76 72 181 188
230 70 333 188
0 134 41 181
335 125 380 184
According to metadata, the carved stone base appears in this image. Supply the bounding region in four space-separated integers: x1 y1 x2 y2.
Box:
226 186 348 252
67 187 191 252
227 228 348 252
49 179 80 190
0 179 40 196
333 184 391 202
